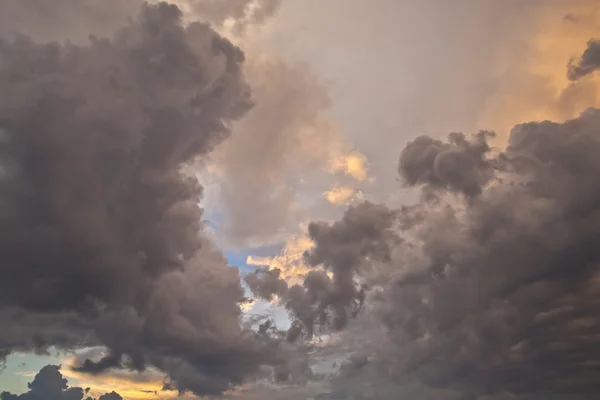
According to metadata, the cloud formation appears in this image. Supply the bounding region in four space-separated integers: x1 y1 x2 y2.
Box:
0 0 142 43
399 131 496 198
207 58 365 248
1 365 121 400
284 108 600 398
4 1 600 399
246 202 397 340
568 39 600 80
0 1 286 396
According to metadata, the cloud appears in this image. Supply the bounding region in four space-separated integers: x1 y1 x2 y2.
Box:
399 131 497 198
263 0 600 213
0 2 288 396
246 235 315 284
245 268 289 302
0 0 142 43
206 57 365 247
4 1 600 399
246 202 397 341
0 0 282 43
291 108 600 398
324 186 356 205
0 364 121 400
568 39 600 80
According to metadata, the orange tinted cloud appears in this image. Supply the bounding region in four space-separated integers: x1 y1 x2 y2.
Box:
61 357 177 400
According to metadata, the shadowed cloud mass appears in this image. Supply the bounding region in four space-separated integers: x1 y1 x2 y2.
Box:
3 1 600 399
0 1 291 396
274 108 600 398
568 39 600 80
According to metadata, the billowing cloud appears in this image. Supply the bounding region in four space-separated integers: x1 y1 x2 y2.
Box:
5 1 600 399
179 0 282 35
0 1 287 396
0 0 282 43
284 108 600 398
261 0 600 212
568 39 600 80
399 131 496 198
246 202 397 341
0 365 121 400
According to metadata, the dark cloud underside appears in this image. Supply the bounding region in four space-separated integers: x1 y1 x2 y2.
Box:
0 1 285 396
568 39 600 80
249 108 600 398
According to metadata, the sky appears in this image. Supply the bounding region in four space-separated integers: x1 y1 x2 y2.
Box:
1 0 600 399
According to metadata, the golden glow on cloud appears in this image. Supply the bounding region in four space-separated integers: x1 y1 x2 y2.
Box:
324 186 356 205
246 234 315 285
329 152 368 182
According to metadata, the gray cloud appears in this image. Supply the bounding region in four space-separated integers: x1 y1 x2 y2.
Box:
0 365 119 400
246 202 398 340
245 268 289 302
0 0 282 43
0 1 288 396
290 108 600 398
568 39 600 80
399 131 496 198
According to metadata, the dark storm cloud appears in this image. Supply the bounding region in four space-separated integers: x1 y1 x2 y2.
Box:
245 268 289 301
246 202 398 340
568 39 600 80
399 130 496 198
0 365 120 400
291 202 398 335
293 108 600 397
0 0 249 313
0 1 288 396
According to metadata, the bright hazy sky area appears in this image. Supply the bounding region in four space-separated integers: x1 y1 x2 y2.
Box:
2 1 600 399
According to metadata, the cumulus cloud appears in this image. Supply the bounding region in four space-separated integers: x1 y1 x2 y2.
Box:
0 1 289 396
0 0 282 43
246 202 397 340
399 131 496 198
286 108 600 398
245 268 289 302
568 39 600 80
5 1 600 400
0 365 120 400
